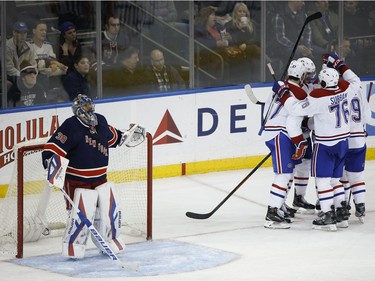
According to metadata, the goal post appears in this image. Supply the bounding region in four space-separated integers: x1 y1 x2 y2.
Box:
0 133 153 258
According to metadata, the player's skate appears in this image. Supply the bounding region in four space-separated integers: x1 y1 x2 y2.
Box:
336 201 350 228
312 207 337 232
264 206 290 229
293 192 315 214
281 203 295 223
354 203 365 223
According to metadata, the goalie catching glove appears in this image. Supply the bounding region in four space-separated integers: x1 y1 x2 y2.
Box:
119 124 146 147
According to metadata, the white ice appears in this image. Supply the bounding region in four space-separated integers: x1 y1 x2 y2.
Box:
1 161 375 281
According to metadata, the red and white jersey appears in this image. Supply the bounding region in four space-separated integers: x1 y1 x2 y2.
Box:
346 79 371 149
301 80 320 95
283 69 361 146
263 81 307 141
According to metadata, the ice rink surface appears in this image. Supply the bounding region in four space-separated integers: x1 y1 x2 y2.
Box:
1 161 374 281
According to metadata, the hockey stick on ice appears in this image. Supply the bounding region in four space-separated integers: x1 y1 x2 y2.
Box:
186 152 271 220
46 154 138 271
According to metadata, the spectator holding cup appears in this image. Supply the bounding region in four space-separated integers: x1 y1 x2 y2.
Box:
224 2 261 82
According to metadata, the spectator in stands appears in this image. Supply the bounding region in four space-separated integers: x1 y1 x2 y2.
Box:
7 60 47 107
145 49 185 92
57 21 82 75
194 6 231 86
224 2 261 83
62 55 92 101
138 1 179 48
31 20 68 90
344 1 372 38
49 1 95 31
99 13 131 66
329 37 360 73
102 46 149 97
268 1 314 74
309 0 338 53
330 37 352 60
343 1 374 75
6 21 36 87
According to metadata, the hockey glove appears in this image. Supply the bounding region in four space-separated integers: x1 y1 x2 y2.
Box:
272 81 291 105
119 124 146 147
291 139 308 160
322 53 345 70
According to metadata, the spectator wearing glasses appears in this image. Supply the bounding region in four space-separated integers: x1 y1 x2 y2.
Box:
99 13 131 66
8 60 47 107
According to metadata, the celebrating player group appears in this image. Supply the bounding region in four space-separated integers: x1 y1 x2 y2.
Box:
263 54 369 231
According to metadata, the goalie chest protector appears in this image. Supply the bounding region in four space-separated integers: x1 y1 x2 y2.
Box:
43 114 122 182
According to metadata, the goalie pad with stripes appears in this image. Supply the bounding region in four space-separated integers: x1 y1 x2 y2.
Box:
93 182 125 254
62 188 98 259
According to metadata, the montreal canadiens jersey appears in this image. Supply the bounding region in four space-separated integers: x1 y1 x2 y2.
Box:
345 78 371 149
263 81 307 142
42 113 122 182
283 69 361 146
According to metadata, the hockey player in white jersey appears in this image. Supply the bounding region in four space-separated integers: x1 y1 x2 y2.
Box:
289 57 318 213
273 53 361 231
263 60 309 229
337 68 371 224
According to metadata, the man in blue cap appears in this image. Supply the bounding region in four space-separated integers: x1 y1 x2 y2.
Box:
6 21 36 87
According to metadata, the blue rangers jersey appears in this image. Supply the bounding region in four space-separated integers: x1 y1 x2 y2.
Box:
42 113 122 182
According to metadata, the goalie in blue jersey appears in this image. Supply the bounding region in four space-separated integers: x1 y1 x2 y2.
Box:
42 94 145 259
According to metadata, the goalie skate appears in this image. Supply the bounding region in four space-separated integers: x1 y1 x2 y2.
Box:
264 206 290 229
293 194 315 215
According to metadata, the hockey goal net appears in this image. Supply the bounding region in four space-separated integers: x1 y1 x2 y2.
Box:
0 133 153 258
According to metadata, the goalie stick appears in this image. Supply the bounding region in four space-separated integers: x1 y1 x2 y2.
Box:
46 154 138 271
186 152 271 219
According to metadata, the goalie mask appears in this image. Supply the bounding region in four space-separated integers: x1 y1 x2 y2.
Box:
287 60 306 81
319 68 339 89
72 94 98 127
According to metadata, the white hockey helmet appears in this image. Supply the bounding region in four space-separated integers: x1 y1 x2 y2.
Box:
318 68 339 88
72 94 98 126
297 57 316 79
287 60 306 81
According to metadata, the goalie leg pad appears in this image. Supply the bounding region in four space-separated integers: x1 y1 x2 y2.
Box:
62 188 98 259
93 182 125 254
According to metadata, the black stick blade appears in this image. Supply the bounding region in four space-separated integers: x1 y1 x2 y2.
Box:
186 211 212 220
306 12 322 22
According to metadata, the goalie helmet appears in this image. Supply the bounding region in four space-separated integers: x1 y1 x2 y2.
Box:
318 68 339 88
297 57 316 80
287 60 306 81
72 94 98 126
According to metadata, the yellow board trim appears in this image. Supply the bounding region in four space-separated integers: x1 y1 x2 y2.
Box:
1 147 375 198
